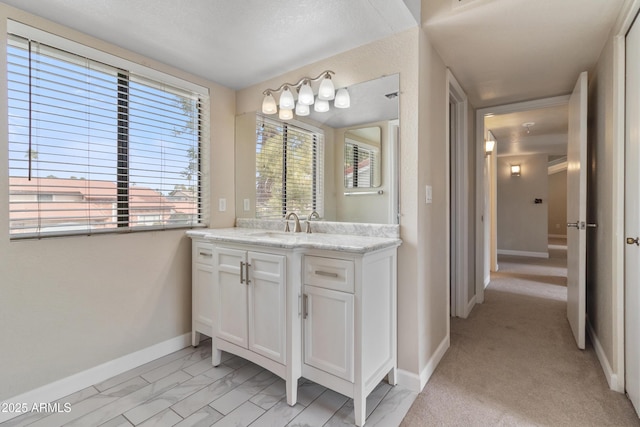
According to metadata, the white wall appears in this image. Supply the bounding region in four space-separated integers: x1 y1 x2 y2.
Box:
548 170 567 236
0 4 236 400
587 28 618 378
497 154 549 256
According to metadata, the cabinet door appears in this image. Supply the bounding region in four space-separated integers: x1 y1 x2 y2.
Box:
193 262 214 333
248 251 286 364
214 247 248 348
304 285 354 382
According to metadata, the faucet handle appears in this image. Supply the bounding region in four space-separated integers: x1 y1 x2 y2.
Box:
284 221 290 232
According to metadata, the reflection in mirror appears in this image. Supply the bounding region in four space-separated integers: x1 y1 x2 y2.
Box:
235 73 399 224
344 127 381 188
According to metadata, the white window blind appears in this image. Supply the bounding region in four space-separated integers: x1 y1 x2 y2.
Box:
255 116 324 219
344 140 378 188
7 29 209 239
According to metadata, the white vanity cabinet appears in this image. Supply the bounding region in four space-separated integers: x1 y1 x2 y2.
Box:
208 242 302 406
191 239 214 346
213 246 286 365
188 227 400 424
301 248 398 427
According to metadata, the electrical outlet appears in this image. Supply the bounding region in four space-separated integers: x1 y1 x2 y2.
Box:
425 185 432 204
243 198 250 211
218 198 226 212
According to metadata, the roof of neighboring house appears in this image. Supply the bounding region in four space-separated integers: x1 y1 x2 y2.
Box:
9 177 198 219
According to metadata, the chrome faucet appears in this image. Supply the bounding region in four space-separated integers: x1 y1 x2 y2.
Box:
284 212 301 232
305 211 320 233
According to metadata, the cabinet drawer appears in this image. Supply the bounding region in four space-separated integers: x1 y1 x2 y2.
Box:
304 256 354 293
194 241 214 264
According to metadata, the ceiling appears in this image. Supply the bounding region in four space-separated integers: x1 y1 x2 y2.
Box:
485 105 569 157
0 0 417 90
1 0 626 156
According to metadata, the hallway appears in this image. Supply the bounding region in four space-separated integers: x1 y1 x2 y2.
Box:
402 245 639 426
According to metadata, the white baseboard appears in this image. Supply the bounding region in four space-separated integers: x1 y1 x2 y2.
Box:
0 333 191 423
548 234 567 238
586 320 623 393
497 249 549 259
396 334 450 393
484 273 491 288
463 294 477 318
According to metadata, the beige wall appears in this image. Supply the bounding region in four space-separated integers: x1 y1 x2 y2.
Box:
548 170 567 236
0 5 236 400
497 154 549 255
1 6 452 399
587 32 617 373
236 26 450 385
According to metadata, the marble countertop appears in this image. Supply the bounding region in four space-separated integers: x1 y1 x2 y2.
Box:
186 227 401 254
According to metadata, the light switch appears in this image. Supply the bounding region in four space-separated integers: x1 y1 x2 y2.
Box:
243 198 250 211
218 198 226 212
425 185 432 204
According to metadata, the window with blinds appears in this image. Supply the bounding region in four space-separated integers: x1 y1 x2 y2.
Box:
255 116 324 219
344 139 379 188
7 26 209 239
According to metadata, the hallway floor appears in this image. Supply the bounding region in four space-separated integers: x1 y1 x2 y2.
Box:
401 245 640 426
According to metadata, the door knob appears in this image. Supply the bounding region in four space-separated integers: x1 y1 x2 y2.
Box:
627 237 640 246
567 221 580 229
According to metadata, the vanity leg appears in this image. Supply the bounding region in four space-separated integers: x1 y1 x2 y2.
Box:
387 365 397 386
285 379 298 406
211 339 222 366
191 331 201 347
354 393 366 427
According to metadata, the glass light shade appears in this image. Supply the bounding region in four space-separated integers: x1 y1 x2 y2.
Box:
334 88 350 108
317 76 335 101
510 164 521 176
295 102 310 116
279 108 293 120
298 82 315 105
314 99 330 112
485 139 495 154
279 87 295 109
262 93 277 115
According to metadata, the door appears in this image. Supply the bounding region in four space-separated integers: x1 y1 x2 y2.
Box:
303 285 354 382
214 247 248 347
626 15 640 417
566 71 588 349
248 251 286 364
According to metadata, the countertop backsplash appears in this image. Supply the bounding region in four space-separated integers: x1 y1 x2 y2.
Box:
235 218 400 239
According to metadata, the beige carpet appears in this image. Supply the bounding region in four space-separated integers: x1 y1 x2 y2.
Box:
401 248 639 426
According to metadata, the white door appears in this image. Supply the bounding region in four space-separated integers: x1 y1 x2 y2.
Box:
247 251 286 364
214 247 248 348
625 15 640 417
566 71 588 349
303 285 354 382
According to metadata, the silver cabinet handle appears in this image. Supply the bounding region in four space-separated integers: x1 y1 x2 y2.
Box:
303 294 309 319
315 270 338 278
245 262 251 285
240 261 245 284
199 251 212 257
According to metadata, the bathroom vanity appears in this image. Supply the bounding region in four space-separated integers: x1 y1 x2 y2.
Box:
187 223 400 426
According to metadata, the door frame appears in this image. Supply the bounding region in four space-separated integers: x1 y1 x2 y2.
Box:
612 0 640 394
447 70 472 318
474 95 569 304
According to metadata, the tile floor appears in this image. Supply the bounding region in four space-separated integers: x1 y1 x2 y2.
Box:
2 340 416 427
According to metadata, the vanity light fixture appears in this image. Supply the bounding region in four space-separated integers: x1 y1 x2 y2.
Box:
261 70 350 120
511 164 521 176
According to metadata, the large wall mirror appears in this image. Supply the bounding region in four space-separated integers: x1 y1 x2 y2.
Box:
235 73 399 224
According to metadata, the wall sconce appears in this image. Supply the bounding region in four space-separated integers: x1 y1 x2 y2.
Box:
262 70 350 120
510 164 521 176
485 138 495 156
